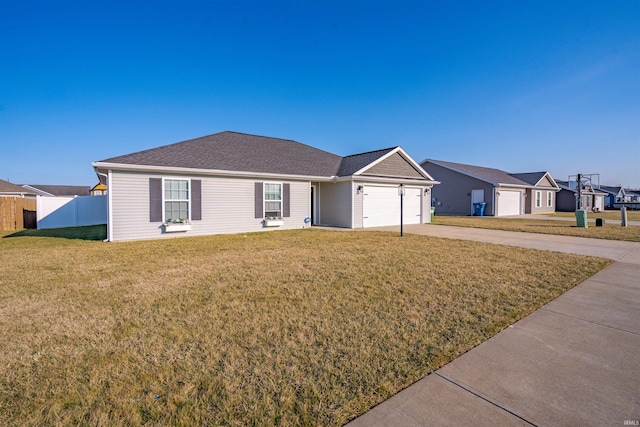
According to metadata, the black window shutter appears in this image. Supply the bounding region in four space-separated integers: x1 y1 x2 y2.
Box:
283 183 290 217
149 178 163 222
191 179 202 221
255 182 263 218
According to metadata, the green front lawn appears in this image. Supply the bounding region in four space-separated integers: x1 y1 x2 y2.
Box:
0 229 610 426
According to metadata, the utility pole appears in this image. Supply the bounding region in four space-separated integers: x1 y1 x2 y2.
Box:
576 173 582 211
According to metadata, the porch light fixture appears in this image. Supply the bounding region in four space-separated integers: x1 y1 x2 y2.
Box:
357 185 363 193
424 188 430 195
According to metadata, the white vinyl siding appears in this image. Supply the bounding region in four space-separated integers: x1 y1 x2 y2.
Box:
353 183 363 228
318 181 352 228
109 171 309 241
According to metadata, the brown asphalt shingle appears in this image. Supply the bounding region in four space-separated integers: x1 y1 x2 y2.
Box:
25 185 91 196
337 147 397 176
99 131 344 177
0 179 36 195
424 159 530 186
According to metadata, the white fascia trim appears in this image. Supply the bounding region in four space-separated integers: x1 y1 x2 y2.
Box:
498 183 560 191
21 185 54 197
542 172 560 189
92 162 334 182
335 175 440 185
352 147 436 181
529 172 560 189
496 184 531 190
1 191 34 197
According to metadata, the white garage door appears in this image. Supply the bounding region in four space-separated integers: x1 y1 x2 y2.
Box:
363 186 421 227
497 190 521 216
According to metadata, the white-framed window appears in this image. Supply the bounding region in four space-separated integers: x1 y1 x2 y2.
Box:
547 191 553 207
535 191 542 208
164 179 190 222
264 182 282 218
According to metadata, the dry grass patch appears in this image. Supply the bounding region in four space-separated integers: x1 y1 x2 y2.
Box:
434 216 640 242
0 229 610 426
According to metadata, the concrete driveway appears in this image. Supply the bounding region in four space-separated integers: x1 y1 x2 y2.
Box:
347 225 640 426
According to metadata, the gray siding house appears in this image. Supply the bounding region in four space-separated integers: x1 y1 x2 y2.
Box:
555 180 606 212
509 172 560 214
93 131 438 242
420 159 559 216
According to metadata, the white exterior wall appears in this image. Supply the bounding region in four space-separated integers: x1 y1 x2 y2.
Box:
317 181 352 228
353 182 363 228
109 171 310 241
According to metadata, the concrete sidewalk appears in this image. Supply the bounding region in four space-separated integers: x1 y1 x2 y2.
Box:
347 225 640 426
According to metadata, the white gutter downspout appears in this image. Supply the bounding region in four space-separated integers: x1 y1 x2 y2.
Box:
95 170 112 242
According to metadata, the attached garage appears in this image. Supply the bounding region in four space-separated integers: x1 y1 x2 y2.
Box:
362 185 422 227
496 190 522 216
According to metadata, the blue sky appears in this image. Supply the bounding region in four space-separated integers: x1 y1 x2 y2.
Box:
1 0 639 187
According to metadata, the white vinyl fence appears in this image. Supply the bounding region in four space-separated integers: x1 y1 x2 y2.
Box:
37 195 107 229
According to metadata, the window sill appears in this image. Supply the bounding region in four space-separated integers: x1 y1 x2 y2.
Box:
163 223 191 232
264 219 284 227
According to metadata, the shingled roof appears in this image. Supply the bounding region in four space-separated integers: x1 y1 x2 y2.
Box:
425 159 530 186
98 131 343 177
336 147 397 176
509 172 547 186
23 184 91 197
0 179 37 195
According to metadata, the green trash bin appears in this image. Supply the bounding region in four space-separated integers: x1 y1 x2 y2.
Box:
576 210 588 228
430 207 435 222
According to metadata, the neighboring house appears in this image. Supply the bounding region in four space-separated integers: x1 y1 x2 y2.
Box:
419 159 559 216
508 172 560 214
92 131 438 242
22 184 91 197
599 185 626 208
0 179 37 230
0 179 38 198
625 189 640 202
90 183 108 196
555 180 606 212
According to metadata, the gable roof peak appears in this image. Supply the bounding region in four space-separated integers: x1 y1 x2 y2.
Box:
336 147 399 177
